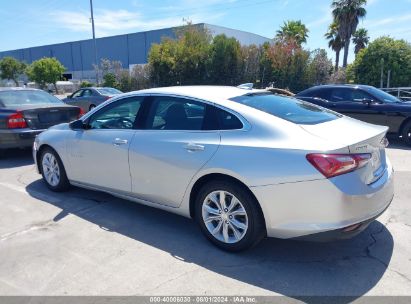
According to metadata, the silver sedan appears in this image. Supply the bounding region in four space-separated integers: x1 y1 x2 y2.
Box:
33 86 394 251
63 87 122 112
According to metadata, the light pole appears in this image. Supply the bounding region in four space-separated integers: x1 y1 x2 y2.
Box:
90 0 99 84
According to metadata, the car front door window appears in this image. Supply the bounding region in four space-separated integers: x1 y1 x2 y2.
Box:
351 90 374 102
88 98 142 129
71 90 83 98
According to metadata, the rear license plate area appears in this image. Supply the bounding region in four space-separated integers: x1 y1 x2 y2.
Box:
38 112 69 123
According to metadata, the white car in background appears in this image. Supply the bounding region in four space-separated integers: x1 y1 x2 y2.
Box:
33 86 394 251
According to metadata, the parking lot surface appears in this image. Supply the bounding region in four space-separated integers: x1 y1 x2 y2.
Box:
0 140 410 297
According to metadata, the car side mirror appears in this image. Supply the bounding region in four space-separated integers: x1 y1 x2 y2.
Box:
69 119 87 130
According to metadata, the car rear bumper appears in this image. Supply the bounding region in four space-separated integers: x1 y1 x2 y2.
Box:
251 158 394 239
0 129 44 149
292 200 391 241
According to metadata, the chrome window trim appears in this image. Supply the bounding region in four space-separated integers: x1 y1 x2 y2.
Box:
144 93 251 132
80 92 251 132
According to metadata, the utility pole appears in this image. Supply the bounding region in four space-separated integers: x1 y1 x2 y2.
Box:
380 58 384 88
90 0 99 85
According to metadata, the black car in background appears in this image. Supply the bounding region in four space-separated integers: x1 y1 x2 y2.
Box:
296 84 411 145
0 88 82 155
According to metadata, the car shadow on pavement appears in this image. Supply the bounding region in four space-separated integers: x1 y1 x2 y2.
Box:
0 148 34 169
387 137 411 150
25 179 393 301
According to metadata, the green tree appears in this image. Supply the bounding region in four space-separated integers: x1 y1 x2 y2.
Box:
26 57 65 92
80 80 93 88
350 37 411 87
276 20 309 46
259 42 274 88
266 39 311 92
352 28 370 55
130 64 151 90
149 38 180 86
307 49 333 85
332 0 367 67
0 57 26 86
240 44 262 85
325 21 344 71
102 73 118 88
175 23 211 85
328 68 348 84
148 23 210 86
208 34 242 85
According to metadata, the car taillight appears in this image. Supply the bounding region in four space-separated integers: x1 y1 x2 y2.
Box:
306 153 371 178
78 108 85 118
7 112 28 129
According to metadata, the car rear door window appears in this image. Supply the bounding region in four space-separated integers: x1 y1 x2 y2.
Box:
329 88 374 103
302 88 330 99
218 109 243 130
315 89 331 99
146 96 206 130
203 106 243 130
82 89 92 97
88 97 143 129
329 88 352 102
230 92 340 125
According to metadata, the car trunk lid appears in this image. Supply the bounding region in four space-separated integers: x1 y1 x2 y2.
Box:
19 105 80 130
300 116 389 184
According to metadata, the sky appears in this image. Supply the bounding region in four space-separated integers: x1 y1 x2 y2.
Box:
0 0 410 63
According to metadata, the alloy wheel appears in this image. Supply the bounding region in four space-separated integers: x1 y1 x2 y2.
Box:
42 152 60 187
202 190 248 244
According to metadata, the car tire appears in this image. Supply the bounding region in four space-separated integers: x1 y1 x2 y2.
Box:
40 147 70 192
89 104 96 111
402 120 411 146
194 179 266 252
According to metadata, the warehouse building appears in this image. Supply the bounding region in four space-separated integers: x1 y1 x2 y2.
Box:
0 23 271 82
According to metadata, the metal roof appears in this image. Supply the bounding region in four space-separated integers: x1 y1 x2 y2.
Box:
0 23 271 72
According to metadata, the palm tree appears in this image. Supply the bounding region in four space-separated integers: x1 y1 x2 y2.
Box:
325 22 344 71
332 0 367 67
352 28 370 54
276 20 309 46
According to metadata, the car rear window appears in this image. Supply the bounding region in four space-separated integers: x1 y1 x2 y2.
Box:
0 90 63 107
230 92 340 125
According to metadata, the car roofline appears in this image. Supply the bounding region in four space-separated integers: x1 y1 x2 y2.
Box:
0 87 43 92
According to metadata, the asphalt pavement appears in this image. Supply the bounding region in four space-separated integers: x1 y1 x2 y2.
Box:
0 140 410 298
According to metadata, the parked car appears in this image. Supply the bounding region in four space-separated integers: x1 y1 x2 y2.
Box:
33 86 393 251
63 87 122 112
296 84 411 145
0 88 82 155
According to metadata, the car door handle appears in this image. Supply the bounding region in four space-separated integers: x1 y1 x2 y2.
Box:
184 143 204 152
112 138 128 146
